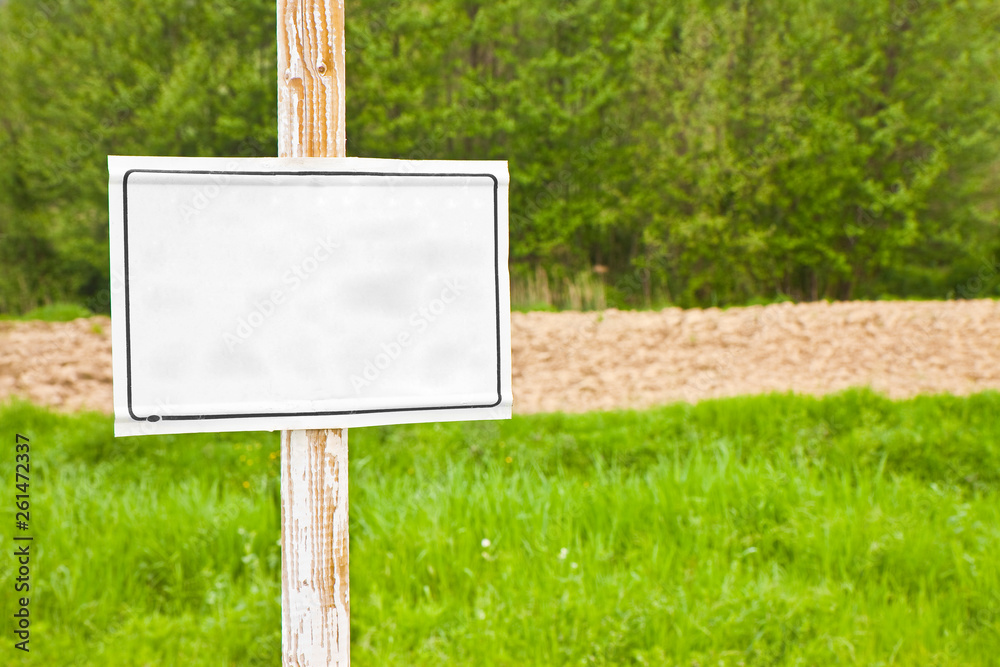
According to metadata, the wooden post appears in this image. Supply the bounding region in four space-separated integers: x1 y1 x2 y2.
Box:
277 1 349 666
278 0 347 158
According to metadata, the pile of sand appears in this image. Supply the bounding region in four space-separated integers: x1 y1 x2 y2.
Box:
512 299 1000 413
2 299 998 415
0 317 113 413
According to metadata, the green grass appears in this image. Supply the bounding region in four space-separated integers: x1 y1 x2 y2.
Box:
0 303 94 322
2 389 1000 665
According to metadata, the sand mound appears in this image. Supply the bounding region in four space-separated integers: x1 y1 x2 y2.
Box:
512 299 1000 413
2 299 998 415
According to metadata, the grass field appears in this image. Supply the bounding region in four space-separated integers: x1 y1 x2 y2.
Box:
2 389 999 665
0 303 95 323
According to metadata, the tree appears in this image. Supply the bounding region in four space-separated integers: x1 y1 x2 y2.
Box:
0 0 277 312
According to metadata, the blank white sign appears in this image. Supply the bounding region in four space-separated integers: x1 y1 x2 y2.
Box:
108 156 511 436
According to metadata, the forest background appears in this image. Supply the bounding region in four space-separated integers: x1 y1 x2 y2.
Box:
0 0 998 314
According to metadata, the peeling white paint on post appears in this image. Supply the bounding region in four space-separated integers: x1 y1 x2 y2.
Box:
277 0 347 158
277 0 349 665
281 429 350 666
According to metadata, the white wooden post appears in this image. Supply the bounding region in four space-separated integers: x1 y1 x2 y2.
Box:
277 1 349 665
280 430 350 666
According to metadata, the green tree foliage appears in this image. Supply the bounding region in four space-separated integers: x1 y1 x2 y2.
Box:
615 0 1000 305
0 0 997 313
0 0 277 312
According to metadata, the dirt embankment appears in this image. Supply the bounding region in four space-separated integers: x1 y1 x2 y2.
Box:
2 299 999 415
0 317 113 413
512 299 1000 413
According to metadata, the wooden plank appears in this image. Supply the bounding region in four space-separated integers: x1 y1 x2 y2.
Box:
277 1 349 665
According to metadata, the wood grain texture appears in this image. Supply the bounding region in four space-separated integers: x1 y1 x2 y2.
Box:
278 1 349 665
277 0 347 158
281 429 350 666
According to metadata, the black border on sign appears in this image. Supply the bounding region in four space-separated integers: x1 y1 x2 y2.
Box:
122 168 503 423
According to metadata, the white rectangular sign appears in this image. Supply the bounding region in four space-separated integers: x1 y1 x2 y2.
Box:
109 156 511 436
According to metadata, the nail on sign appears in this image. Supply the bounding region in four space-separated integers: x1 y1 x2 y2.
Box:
108 156 512 436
